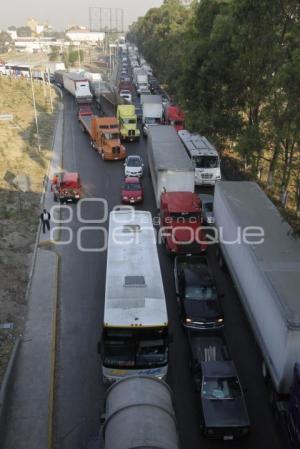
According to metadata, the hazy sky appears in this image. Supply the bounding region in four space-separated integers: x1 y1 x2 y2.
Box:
1 0 164 31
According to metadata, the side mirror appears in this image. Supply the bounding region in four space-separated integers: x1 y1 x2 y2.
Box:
100 413 106 425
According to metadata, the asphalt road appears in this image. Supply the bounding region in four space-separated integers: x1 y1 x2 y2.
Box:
54 92 284 449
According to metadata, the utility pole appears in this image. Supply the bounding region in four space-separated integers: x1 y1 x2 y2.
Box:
29 68 41 152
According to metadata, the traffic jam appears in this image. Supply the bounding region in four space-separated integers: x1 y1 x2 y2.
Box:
53 43 299 448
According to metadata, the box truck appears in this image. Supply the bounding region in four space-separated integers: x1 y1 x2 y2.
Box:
214 181 300 448
141 94 163 136
147 126 195 208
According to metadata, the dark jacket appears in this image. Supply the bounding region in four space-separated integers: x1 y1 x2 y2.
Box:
40 212 51 222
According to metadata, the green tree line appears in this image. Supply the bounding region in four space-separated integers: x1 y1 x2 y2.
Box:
128 0 300 217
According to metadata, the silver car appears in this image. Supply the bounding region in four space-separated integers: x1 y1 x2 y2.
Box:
200 194 215 225
124 155 144 177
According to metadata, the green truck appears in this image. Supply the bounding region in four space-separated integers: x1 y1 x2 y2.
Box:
117 105 140 142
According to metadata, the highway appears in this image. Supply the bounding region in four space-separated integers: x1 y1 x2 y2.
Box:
53 92 284 449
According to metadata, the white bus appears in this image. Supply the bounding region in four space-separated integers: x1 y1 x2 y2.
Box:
101 210 169 383
178 130 221 186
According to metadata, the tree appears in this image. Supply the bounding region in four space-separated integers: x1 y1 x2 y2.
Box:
49 46 60 61
0 32 13 53
16 26 32 37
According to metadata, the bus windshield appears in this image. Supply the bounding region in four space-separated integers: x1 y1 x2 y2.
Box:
193 155 219 169
102 327 168 369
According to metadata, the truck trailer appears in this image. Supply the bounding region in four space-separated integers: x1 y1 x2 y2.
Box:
147 126 195 208
62 72 93 103
214 181 300 447
141 94 163 136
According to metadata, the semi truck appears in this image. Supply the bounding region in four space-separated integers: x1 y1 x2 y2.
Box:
116 105 140 142
78 108 126 160
164 104 185 131
62 72 93 103
178 130 221 186
160 192 207 255
133 68 149 95
214 181 300 448
141 94 163 136
147 125 195 208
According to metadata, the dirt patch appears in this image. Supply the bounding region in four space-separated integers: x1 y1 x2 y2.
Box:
0 76 58 383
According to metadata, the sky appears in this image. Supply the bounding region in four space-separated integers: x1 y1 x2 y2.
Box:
1 0 164 31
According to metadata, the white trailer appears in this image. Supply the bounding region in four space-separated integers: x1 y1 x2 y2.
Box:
178 130 221 186
141 95 163 136
214 181 300 395
101 210 169 383
147 126 195 208
62 72 93 103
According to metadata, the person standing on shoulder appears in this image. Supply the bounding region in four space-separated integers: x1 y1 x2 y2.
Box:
40 209 51 234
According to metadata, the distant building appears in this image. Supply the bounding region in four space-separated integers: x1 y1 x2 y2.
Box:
14 37 64 53
26 18 52 35
66 31 105 44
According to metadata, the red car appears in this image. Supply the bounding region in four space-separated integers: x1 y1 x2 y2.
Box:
121 177 143 204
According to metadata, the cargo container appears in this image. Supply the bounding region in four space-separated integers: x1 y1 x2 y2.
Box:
147 126 195 208
62 72 93 103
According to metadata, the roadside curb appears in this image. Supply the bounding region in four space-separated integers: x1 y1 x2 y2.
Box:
0 338 21 447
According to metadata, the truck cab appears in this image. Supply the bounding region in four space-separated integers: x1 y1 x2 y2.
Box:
160 191 207 255
164 105 185 131
91 117 126 160
117 105 140 142
51 172 82 203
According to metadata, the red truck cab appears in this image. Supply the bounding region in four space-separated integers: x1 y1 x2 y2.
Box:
160 192 207 255
51 172 82 203
165 105 185 131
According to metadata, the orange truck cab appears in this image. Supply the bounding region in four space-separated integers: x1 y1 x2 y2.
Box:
51 172 82 203
160 191 207 255
79 112 126 161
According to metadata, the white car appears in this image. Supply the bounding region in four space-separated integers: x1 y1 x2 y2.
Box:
120 90 132 103
124 155 144 177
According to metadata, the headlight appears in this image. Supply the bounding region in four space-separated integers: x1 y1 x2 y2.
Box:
123 196 128 200
137 196 142 200
207 429 215 435
217 318 224 323
75 194 80 198
186 318 192 323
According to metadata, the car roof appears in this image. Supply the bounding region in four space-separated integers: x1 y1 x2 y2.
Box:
62 172 80 182
124 176 140 183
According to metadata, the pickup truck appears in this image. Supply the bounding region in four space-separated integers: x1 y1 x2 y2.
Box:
188 331 250 440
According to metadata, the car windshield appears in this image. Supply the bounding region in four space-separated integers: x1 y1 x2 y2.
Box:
103 328 168 368
104 133 120 140
127 158 142 167
202 376 242 399
193 156 219 169
123 118 136 124
123 183 140 190
185 285 218 300
145 117 160 124
203 202 213 212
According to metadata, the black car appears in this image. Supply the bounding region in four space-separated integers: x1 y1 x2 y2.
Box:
174 256 224 330
198 360 250 439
